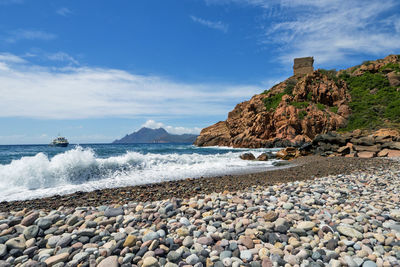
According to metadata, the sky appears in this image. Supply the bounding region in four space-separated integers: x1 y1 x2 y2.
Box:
0 0 399 144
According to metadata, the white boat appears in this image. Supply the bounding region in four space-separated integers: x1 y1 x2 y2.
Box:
50 137 69 147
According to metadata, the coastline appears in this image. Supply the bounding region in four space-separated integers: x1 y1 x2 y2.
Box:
1 156 396 212
0 156 399 266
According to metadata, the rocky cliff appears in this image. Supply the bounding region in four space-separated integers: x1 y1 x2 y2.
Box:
195 55 400 148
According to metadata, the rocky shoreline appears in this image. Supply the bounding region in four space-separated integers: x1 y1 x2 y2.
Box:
0 157 399 266
0 156 393 213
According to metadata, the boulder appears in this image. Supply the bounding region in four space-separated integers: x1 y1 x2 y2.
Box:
357 151 375 158
337 146 351 155
276 147 300 160
353 145 380 152
387 150 400 157
377 149 390 157
387 71 400 87
351 136 375 146
240 153 256 160
257 153 269 161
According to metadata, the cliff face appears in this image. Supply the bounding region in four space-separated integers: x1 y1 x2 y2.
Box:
195 55 400 148
195 71 351 148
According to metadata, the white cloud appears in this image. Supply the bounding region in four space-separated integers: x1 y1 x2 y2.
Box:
141 120 201 135
47 52 79 65
4 29 56 43
204 0 400 65
56 7 72 17
0 53 260 120
190 15 229 33
0 53 26 63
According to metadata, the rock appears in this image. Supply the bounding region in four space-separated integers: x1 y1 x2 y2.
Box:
261 258 273 267
186 254 199 265
37 218 52 229
72 252 89 262
194 69 351 148
390 210 400 221
47 236 61 248
220 251 232 260
98 256 119 267
44 252 70 267
197 236 213 245
357 151 375 158
23 225 39 240
337 145 351 154
276 147 300 160
182 236 194 247
123 235 137 247
282 203 293 210
257 153 269 161
179 217 190 226
21 212 39 226
0 244 6 257
5 236 26 250
104 207 124 217
142 256 159 267
387 149 400 157
264 211 278 222
362 261 378 267
56 235 72 248
240 153 255 160
240 250 252 262
297 221 315 230
167 251 181 262
387 71 400 87
337 226 363 239
239 236 254 249
66 215 79 226
377 149 390 157
142 231 159 242
344 256 358 267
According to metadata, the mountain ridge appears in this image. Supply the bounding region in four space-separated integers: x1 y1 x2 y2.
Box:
113 127 198 144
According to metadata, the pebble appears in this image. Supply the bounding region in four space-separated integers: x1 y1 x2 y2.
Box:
0 160 397 267
98 255 119 267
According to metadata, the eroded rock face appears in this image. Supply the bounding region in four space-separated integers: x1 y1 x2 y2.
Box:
195 72 351 148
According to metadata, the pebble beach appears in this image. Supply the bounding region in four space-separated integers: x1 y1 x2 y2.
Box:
0 157 399 267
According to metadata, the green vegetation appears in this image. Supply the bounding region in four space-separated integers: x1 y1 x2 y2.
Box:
316 103 325 111
290 101 309 109
330 106 339 113
264 92 285 111
362 60 372 66
306 91 313 101
284 79 297 95
339 71 400 131
319 69 339 84
379 62 400 73
298 110 308 120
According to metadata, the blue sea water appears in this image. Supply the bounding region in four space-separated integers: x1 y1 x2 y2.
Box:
0 143 280 201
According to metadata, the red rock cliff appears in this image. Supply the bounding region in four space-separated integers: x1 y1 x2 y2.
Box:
194 70 351 148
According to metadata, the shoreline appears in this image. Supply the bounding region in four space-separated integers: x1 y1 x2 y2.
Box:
0 156 396 212
0 156 398 267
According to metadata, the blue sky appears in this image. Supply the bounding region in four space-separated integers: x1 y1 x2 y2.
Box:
0 0 399 144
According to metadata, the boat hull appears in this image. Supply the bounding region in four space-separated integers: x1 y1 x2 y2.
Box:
51 143 69 147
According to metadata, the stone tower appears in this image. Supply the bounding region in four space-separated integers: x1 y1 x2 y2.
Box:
293 57 314 76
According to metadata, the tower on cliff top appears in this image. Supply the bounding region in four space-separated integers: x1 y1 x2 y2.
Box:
293 57 314 76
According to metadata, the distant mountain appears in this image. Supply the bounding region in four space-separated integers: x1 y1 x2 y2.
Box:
113 127 198 144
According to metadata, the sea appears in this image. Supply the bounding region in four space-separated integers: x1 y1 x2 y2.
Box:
0 143 281 202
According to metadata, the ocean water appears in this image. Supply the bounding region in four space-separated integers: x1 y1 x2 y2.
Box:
0 143 281 201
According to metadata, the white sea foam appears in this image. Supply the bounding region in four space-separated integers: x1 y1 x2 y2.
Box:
0 146 279 201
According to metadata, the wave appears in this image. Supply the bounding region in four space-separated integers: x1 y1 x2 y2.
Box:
0 146 278 201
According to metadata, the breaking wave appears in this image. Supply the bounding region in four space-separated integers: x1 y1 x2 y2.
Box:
0 146 279 201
